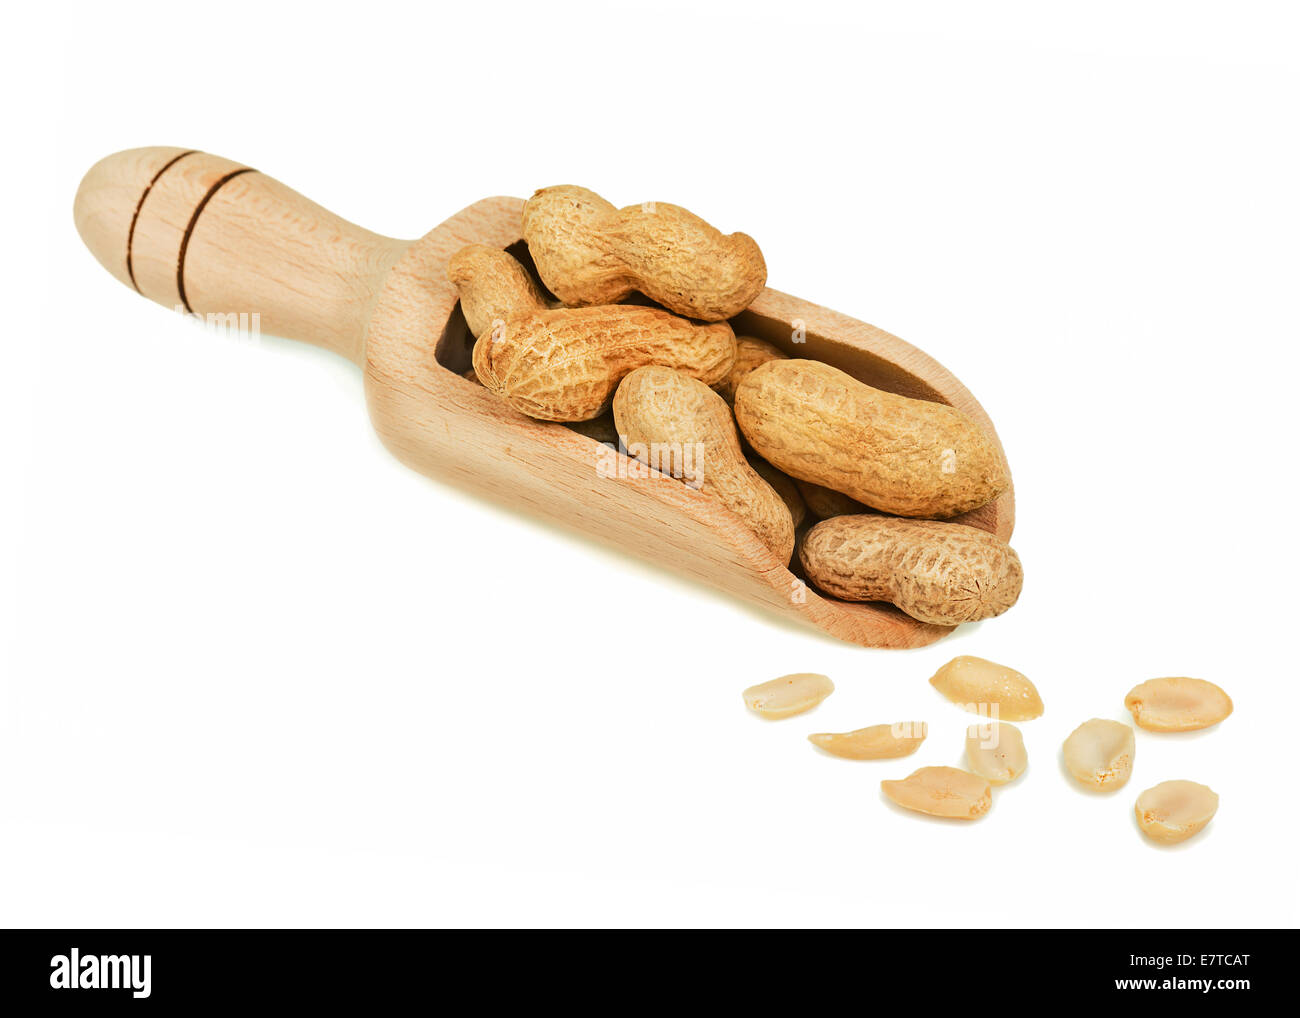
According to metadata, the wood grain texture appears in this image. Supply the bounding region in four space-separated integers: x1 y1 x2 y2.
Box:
74 148 1015 649
75 148 408 363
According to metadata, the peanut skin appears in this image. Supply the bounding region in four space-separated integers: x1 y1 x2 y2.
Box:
799 515 1023 625
735 359 1008 518
882 766 991 820
449 245 736 422
613 366 795 563
522 185 766 321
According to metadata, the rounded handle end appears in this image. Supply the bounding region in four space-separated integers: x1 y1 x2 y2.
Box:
74 147 408 362
74 146 210 295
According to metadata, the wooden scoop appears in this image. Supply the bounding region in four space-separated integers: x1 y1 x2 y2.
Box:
74 147 1014 649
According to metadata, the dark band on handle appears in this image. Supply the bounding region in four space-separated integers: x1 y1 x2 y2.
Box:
125 149 198 293
176 167 258 314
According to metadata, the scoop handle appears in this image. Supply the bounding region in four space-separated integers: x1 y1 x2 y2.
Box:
74 147 410 365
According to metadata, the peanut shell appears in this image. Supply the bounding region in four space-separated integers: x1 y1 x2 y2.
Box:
800 518 1023 626
748 456 807 529
449 245 737 422
522 185 766 321
735 359 1008 518
716 336 787 404
448 244 547 337
794 479 869 520
614 367 795 562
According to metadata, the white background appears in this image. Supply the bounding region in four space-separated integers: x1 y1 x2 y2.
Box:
3 1 1297 928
